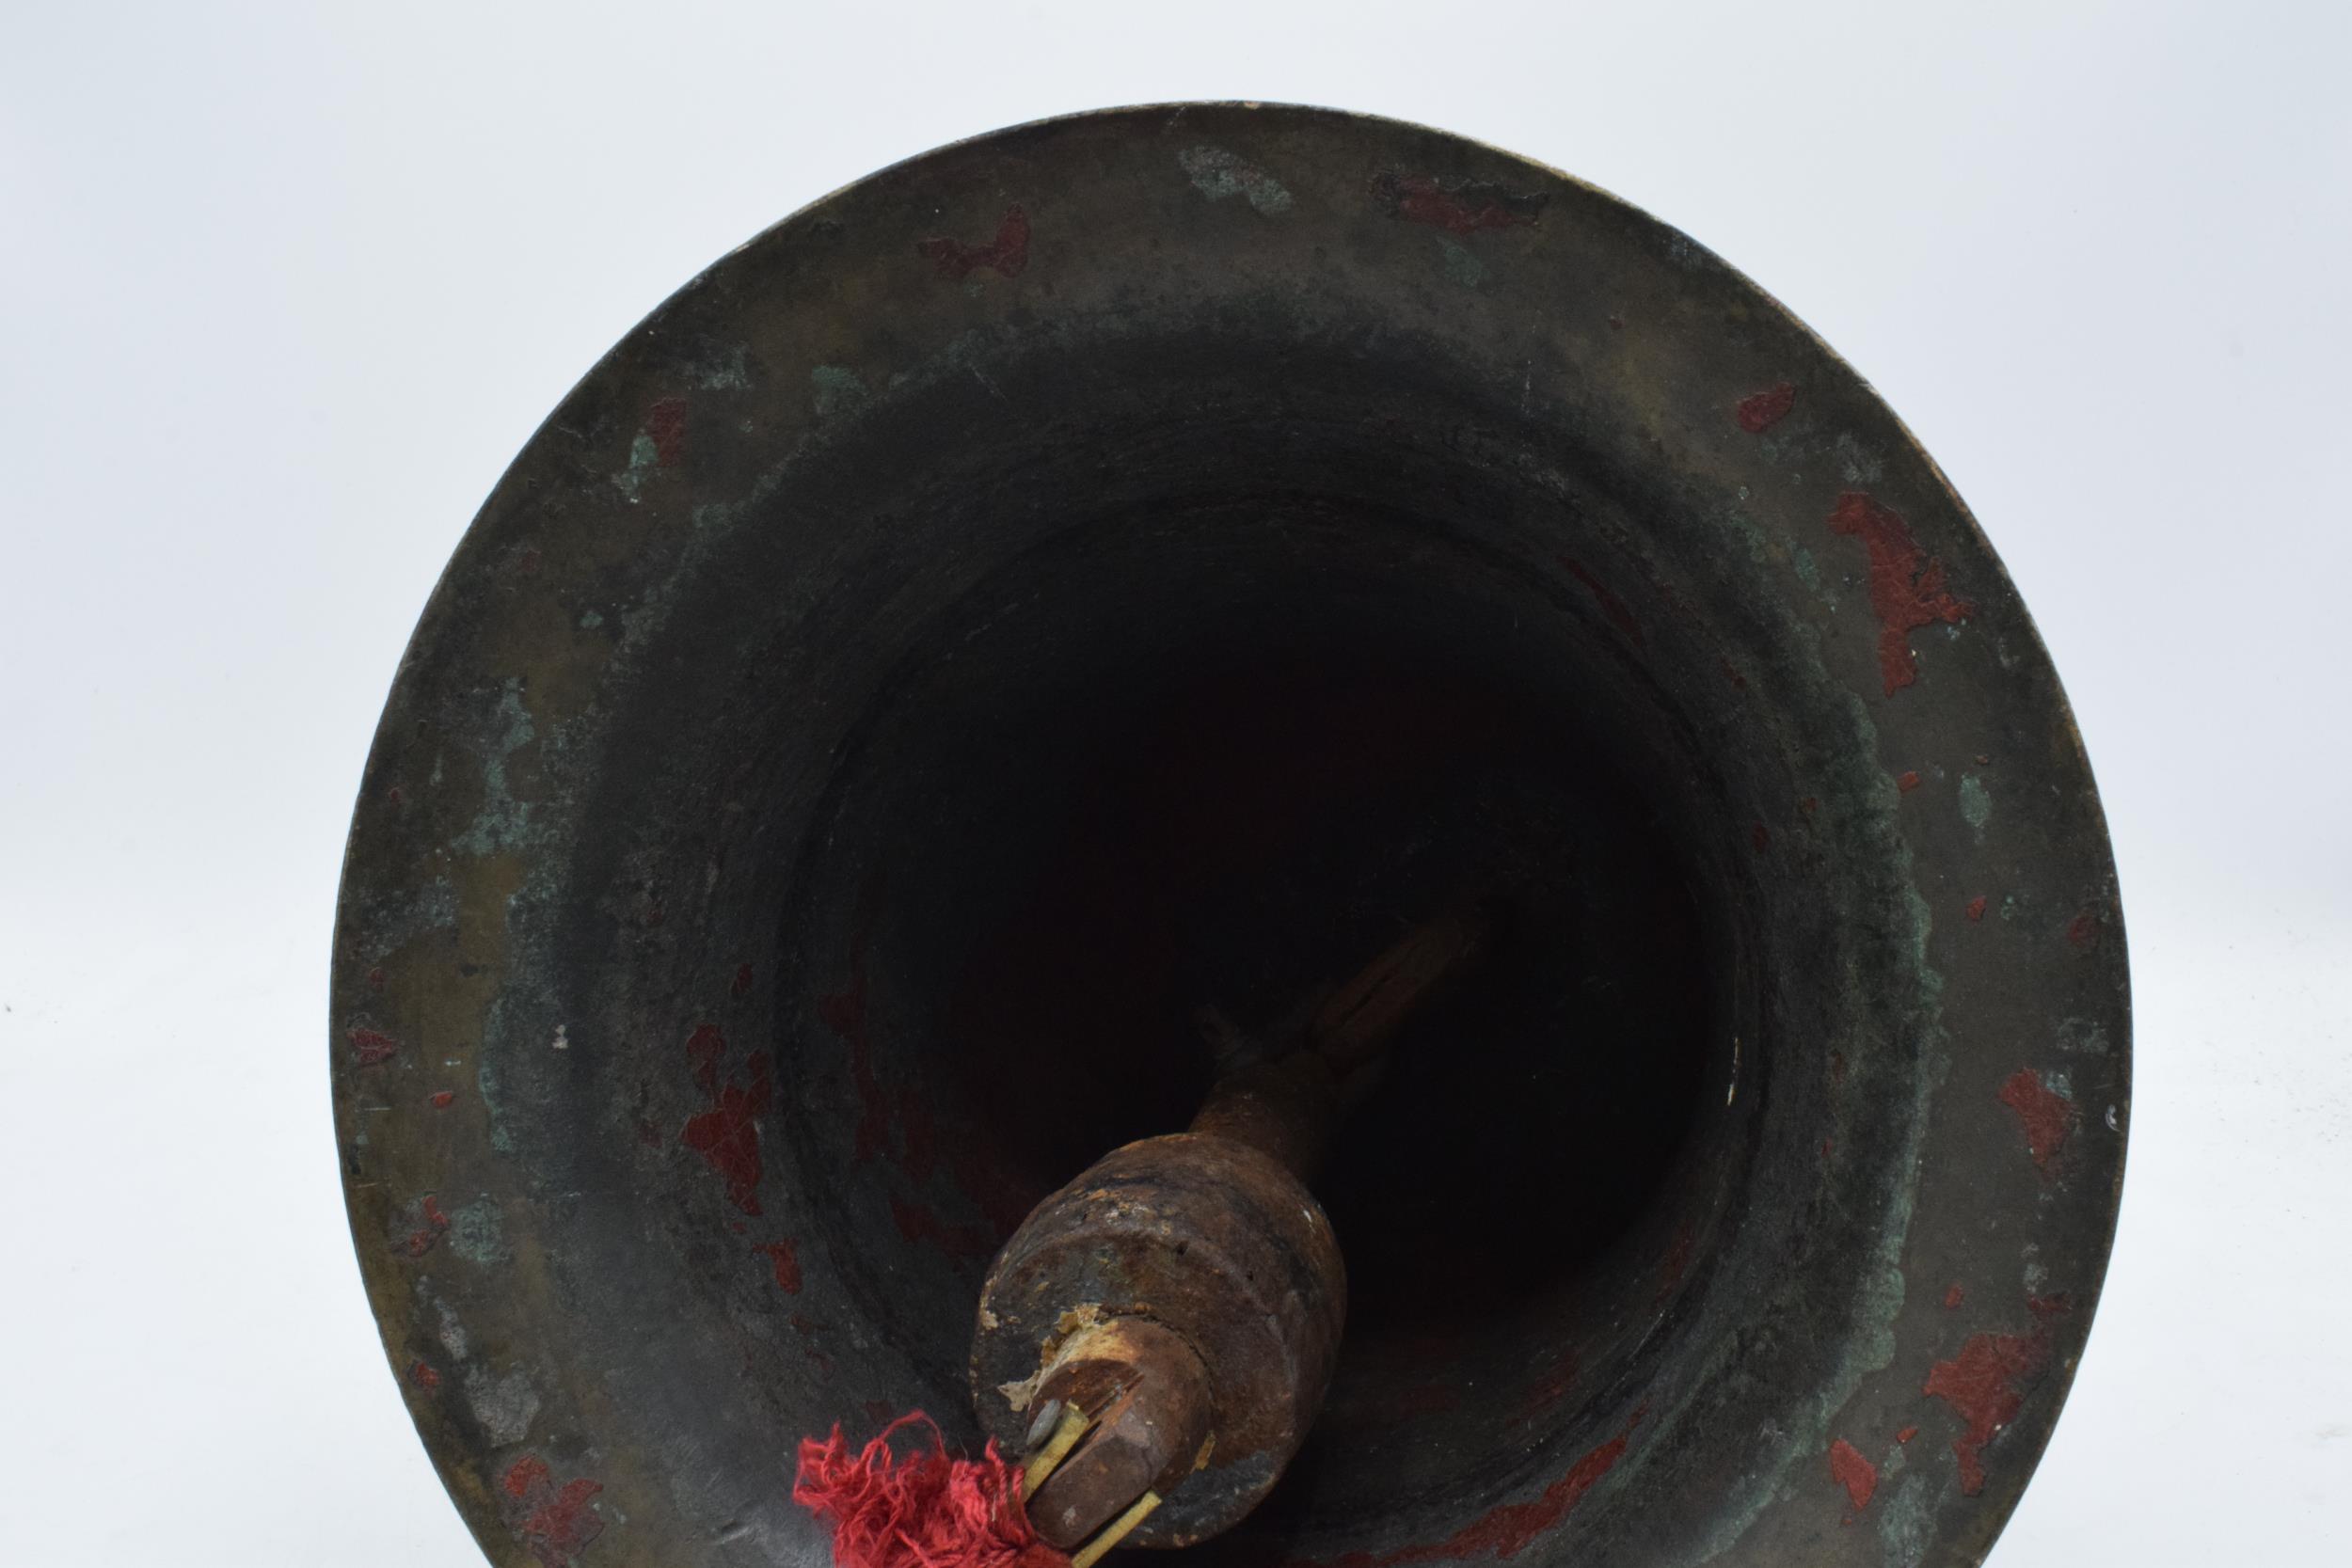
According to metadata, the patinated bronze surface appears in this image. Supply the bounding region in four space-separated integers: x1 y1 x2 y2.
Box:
333 104 2128 1568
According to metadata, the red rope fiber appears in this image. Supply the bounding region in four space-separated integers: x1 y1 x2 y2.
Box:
794 1413 1070 1568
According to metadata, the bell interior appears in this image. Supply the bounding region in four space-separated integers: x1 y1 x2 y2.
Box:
529 313 1924 1560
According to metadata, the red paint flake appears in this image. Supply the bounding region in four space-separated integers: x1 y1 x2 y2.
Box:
1371 170 1544 235
1720 657 1749 689
645 396 688 467
502 1454 606 1568
408 1358 440 1390
387 785 405 807
2067 911 2100 950
1800 796 1820 815
1965 895 1988 923
861 1398 897 1429
683 1022 726 1096
916 206 1030 280
1922 1320 2055 1496
350 1027 399 1067
1896 1425 1919 1445
528 1479 607 1553
1828 1438 1877 1512
1828 1051 1847 1085
1750 819 1771 852
1896 769 1922 793
1944 1283 1965 1310
731 962 755 998
758 1238 803 1294
502 1455 553 1499
1820 1137 1835 1160
1560 557 1645 647
1996 1067 2075 1176
430 1089 456 1109
1736 381 1796 434
400 1195 452 1259
888 1194 994 1261
1305 1410 1638 1568
367 966 386 990
682 1053 773 1214
2028 1293 2073 1322
1826 492 1974 696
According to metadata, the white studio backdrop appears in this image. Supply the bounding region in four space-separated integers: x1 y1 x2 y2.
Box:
1 2 2344 1563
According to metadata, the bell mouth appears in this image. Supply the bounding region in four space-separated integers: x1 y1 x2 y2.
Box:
334 103 2126 1568
707 291 1927 1545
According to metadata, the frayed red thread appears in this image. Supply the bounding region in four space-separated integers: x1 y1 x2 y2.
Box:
794 1413 1069 1568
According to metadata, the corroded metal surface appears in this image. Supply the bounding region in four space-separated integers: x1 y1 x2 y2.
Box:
1023 1319 1217 1548
974 1132 1347 1547
333 103 2129 1568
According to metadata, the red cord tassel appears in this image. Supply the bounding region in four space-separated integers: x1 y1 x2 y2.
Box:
795 1413 1071 1568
